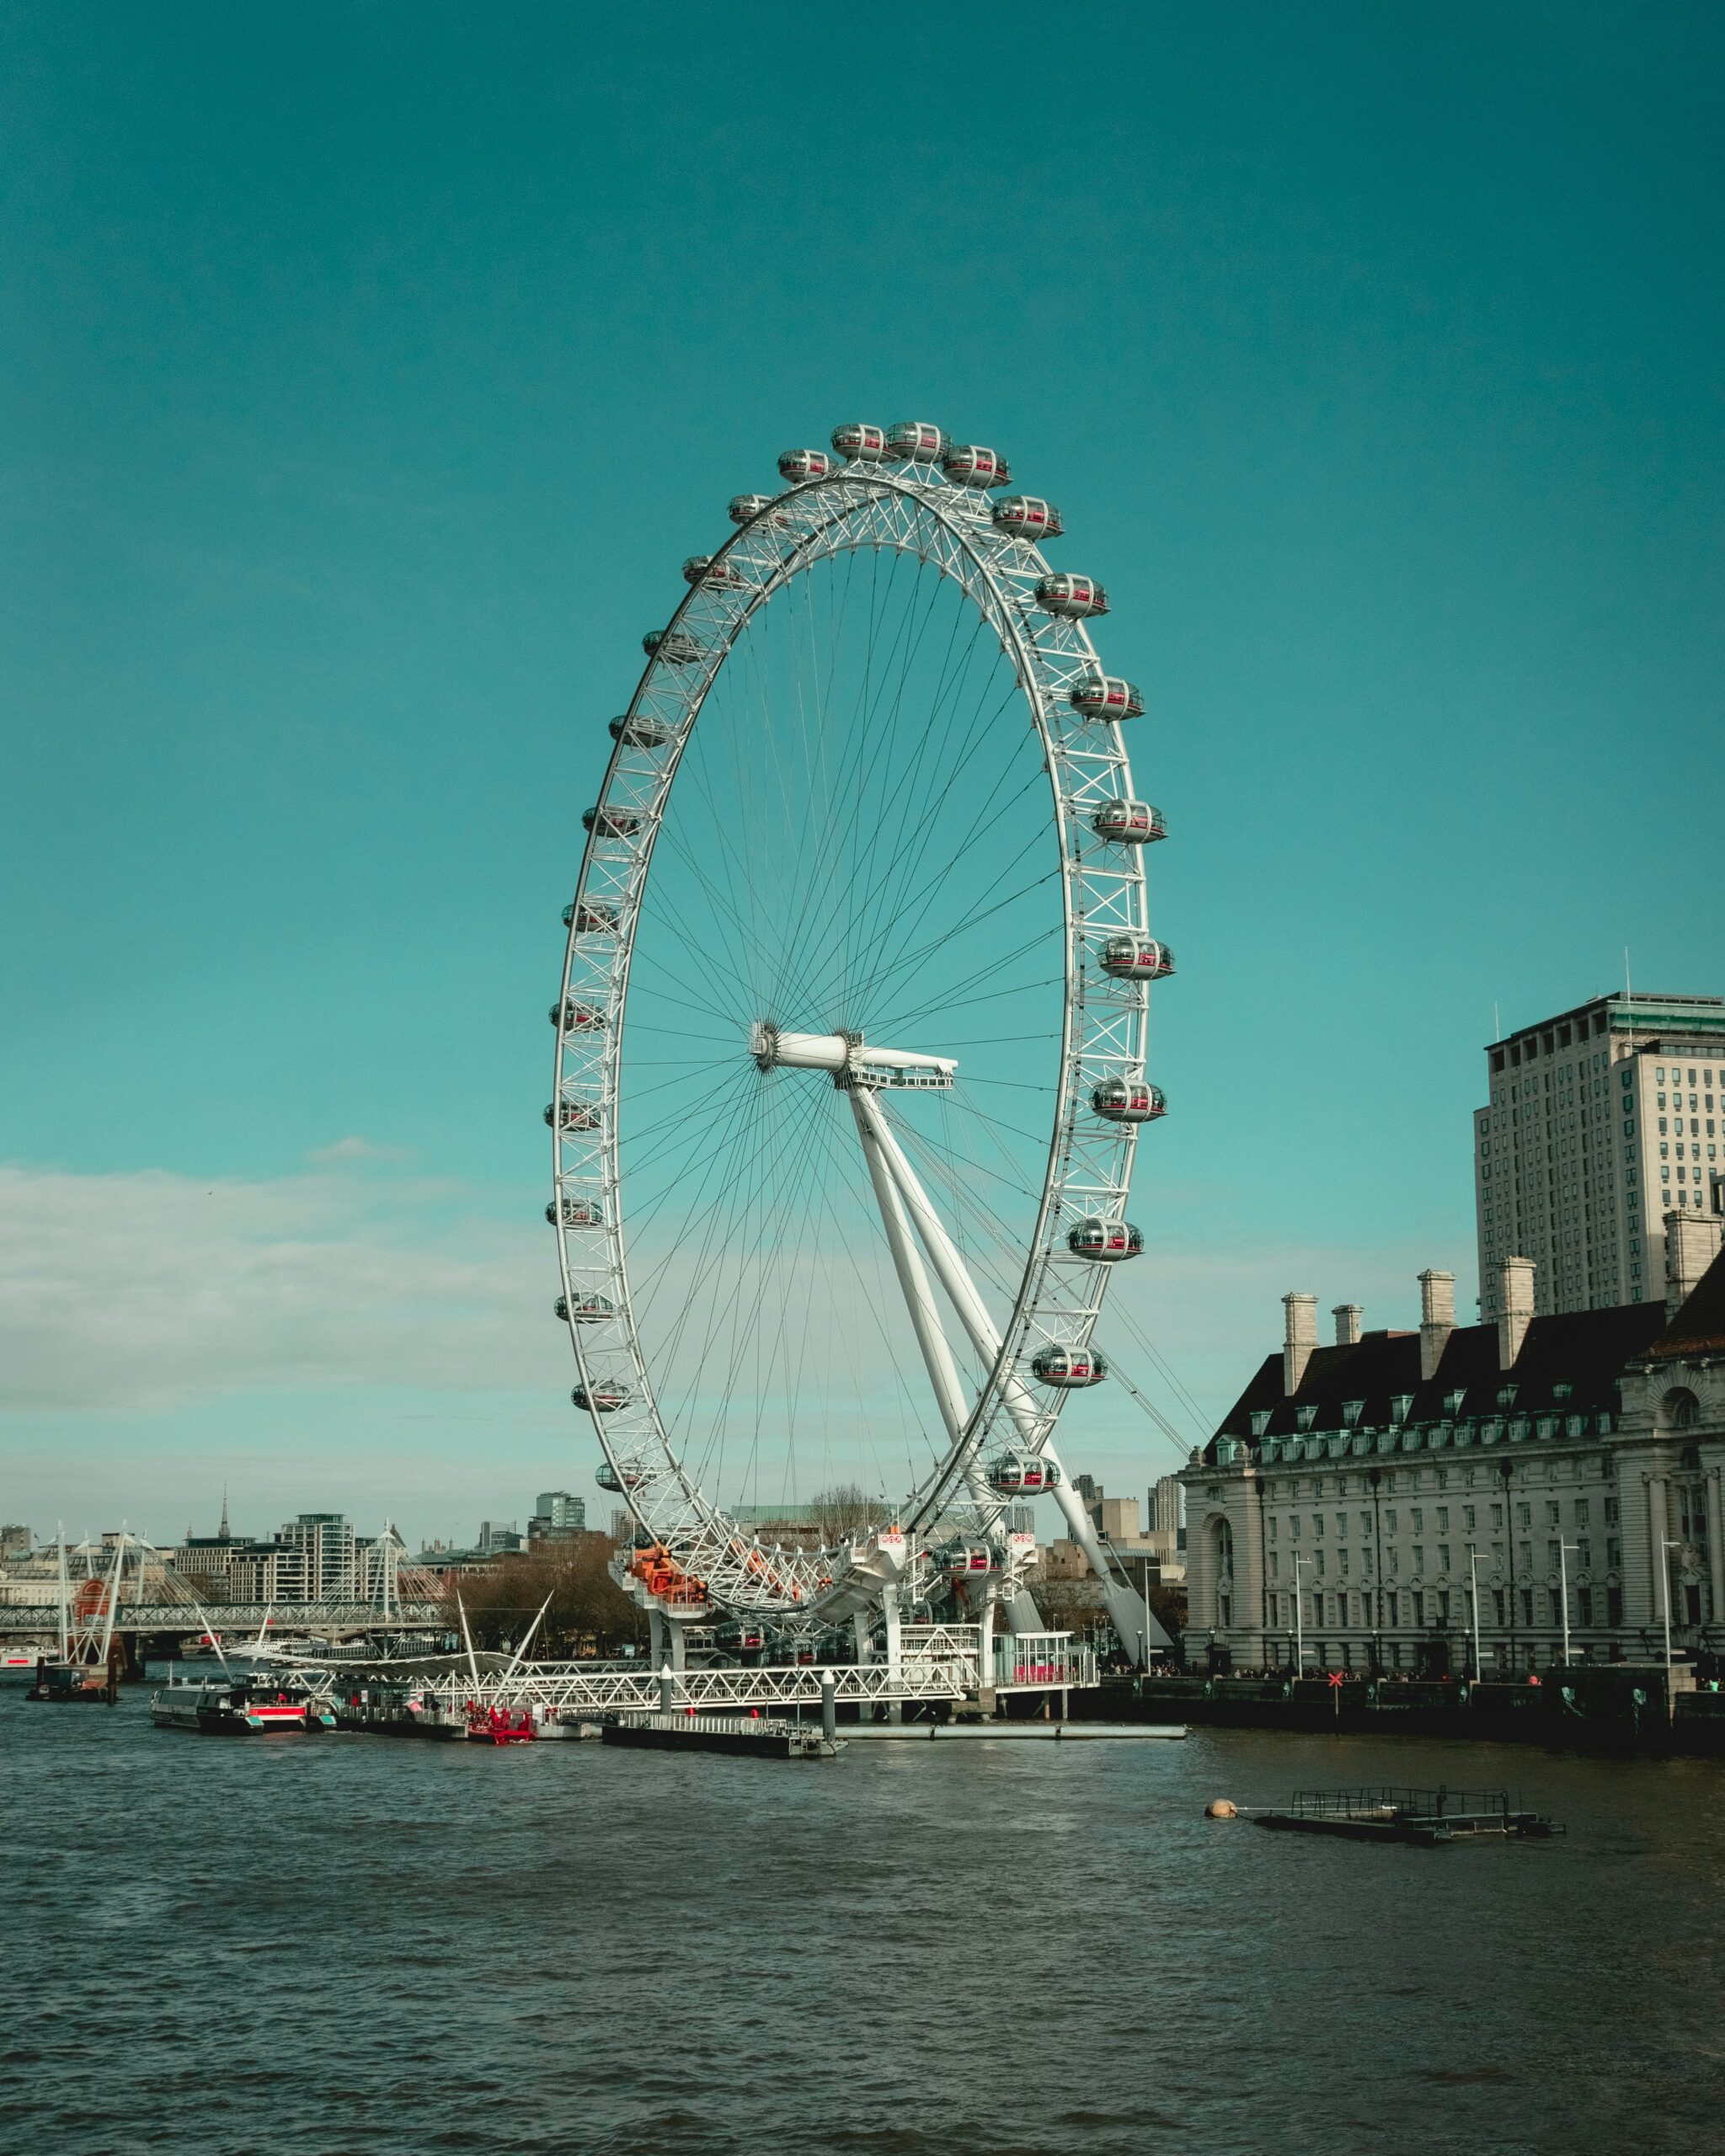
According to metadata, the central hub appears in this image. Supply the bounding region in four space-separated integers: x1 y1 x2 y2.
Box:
749 1023 957 1091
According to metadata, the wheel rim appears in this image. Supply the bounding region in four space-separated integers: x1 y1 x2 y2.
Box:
553 453 1156 1620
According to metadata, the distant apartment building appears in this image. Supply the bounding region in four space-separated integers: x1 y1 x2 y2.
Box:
1476 991 1725 1320
528 1491 587 1543
272 1513 357 1599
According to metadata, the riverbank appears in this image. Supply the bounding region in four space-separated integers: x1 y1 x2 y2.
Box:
1083 1664 1725 1754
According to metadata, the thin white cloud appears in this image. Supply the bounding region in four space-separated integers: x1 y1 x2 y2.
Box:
0 1163 563 1413
305 1135 415 1166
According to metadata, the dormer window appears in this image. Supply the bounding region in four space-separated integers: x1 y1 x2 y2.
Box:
1391 1395 1413 1423
1552 1382 1573 1402
1497 1385 1519 1409
1296 1406 1318 1431
1445 1389 1466 1415
1342 1401 1364 1427
1250 1410 1271 1438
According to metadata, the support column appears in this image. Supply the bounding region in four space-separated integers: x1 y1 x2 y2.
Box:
1706 1470 1724 1626
882 1584 903 1724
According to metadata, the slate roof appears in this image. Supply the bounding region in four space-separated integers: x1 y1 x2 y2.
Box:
1206 1304 1668 1464
1642 1246 1725 1362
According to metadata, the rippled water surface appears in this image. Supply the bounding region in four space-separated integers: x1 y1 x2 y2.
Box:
5 1684 1723 2156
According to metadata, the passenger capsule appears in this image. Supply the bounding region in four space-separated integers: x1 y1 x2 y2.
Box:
572 1380 630 1414
1070 675 1144 722
610 712 674 749
583 806 642 839
595 1458 639 1492
729 493 777 524
563 899 619 932
555 1292 613 1323
642 628 706 664
547 1195 609 1226
1036 572 1108 619
831 421 888 462
1090 800 1166 845
986 1451 1060 1497
992 496 1063 540
1099 934 1174 980
544 1098 601 1132
938 1541 995 1576
777 449 832 482
682 554 748 588
549 1000 606 1031
942 444 1011 488
1091 1079 1167 1123
885 421 948 464
1066 1216 1144 1262
1030 1345 1108 1390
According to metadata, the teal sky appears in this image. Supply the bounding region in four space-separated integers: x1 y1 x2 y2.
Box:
3 3 1721 1547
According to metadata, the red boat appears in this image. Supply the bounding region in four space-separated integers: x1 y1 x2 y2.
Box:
467 1704 536 1745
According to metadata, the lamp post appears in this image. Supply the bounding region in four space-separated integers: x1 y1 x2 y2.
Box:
1557 1540 1579 1668
1292 1554 1311 1673
1661 1537 1681 1721
1467 1549 1487 1683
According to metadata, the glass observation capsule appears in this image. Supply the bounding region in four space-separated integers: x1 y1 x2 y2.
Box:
1031 1345 1108 1389
942 444 1011 488
572 1381 630 1413
549 1000 606 1031
1065 1216 1144 1262
885 420 948 462
583 806 642 839
1092 1079 1167 1123
560 1293 615 1325
986 1451 1061 1497
777 448 832 482
729 493 777 524
610 712 674 748
1070 675 1144 722
642 628 706 664
547 1195 609 1226
1036 572 1108 619
563 899 619 932
993 496 1063 539
682 554 748 588
832 421 888 462
1090 800 1167 845
1098 934 1174 980
544 1099 601 1132
595 1458 639 1492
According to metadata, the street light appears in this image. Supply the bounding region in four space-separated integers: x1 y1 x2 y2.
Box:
1467 1549 1488 1684
1292 1554 1312 1674
1661 1537 1682 1720
1557 1540 1579 1668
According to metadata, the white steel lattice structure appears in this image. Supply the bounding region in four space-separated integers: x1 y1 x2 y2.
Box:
550 423 1171 1645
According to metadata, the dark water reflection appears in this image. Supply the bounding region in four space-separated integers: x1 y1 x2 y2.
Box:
5 1686 1722 2155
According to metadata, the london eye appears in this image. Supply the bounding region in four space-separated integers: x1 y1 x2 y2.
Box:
549 421 1171 1652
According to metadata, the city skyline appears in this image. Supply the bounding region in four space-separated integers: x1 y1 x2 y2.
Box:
4 5 1722 1529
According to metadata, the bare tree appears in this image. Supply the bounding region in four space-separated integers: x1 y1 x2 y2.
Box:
809 1483 891 1543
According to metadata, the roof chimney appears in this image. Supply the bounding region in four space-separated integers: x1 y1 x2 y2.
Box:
1496 1256 1535 1370
1282 1292 1317 1396
1664 1209 1724 1318
1418 1268 1455 1381
1332 1303 1362 1347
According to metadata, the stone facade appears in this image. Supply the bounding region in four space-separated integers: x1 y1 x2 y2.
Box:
1181 1230 1725 1676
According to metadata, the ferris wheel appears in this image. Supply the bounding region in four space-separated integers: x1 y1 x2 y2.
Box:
549 421 1171 1643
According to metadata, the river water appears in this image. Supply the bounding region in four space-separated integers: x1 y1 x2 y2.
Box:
4 1682 1722 2156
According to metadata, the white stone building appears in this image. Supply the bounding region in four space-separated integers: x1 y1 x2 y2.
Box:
1476 990 1724 1321
1182 1218 1725 1677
